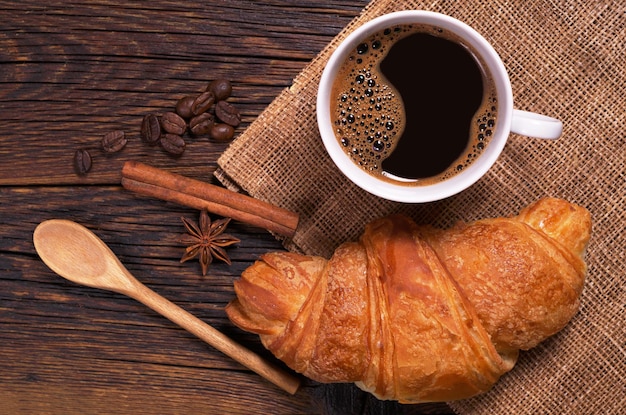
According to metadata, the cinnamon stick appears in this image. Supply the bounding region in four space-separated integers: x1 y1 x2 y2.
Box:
121 161 299 238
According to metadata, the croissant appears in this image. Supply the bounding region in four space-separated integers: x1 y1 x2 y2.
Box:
225 198 591 403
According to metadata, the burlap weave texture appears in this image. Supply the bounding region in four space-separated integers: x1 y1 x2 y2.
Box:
216 1 625 413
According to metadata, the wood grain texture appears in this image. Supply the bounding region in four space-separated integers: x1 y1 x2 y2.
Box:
0 1 453 414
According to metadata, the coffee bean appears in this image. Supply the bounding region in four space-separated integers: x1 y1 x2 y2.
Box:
160 133 186 156
74 149 92 175
207 79 232 101
192 91 216 116
141 113 161 145
137 80 237 154
161 112 187 135
210 123 235 142
189 112 215 136
175 95 196 119
101 130 127 153
215 101 241 127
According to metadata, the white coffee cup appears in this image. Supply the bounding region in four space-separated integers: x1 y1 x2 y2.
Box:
317 11 563 203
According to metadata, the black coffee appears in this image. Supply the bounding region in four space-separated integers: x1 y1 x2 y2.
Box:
331 24 498 185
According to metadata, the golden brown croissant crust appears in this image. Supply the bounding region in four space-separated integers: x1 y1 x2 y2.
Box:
226 198 591 403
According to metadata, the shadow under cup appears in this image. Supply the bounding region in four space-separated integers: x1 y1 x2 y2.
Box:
317 11 514 203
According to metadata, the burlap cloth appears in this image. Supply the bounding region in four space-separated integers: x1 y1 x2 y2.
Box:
216 1 625 413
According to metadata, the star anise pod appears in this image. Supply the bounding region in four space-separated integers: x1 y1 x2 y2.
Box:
180 210 240 276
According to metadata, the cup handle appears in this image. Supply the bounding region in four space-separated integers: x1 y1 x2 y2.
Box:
510 109 563 140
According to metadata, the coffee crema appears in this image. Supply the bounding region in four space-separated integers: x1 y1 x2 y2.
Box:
330 23 498 186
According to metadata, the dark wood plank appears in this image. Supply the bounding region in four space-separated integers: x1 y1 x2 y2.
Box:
1 1 363 185
0 2 454 413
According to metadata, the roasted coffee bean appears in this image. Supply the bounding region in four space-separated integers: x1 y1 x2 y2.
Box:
175 95 196 119
141 113 161 145
191 91 216 116
189 112 215 136
207 79 232 101
101 130 127 153
210 123 235 142
74 149 92 175
160 133 186 156
161 112 187 135
215 101 241 127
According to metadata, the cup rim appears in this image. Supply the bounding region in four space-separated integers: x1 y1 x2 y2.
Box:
317 10 513 203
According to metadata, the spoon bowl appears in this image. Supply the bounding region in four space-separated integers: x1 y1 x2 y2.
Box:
34 219 136 295
33 219 300 395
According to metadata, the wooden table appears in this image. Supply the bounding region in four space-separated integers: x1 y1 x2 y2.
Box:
1 2 453 414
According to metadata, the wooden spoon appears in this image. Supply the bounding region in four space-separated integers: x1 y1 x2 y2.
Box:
33 219 300 395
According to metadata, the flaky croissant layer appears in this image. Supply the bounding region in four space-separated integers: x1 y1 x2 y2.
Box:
226 198 591 403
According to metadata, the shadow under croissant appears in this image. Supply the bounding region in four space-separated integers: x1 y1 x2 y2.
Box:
309 382 454 415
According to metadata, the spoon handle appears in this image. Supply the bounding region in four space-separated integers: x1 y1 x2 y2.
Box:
128 278 300 395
